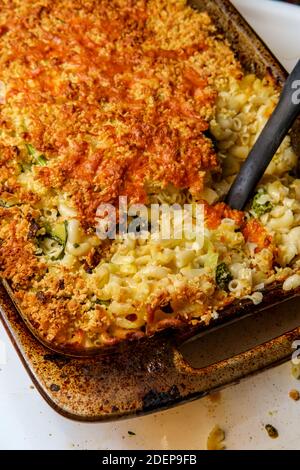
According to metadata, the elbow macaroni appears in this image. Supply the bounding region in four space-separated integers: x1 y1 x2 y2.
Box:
1 0 300 349
12 72 300 348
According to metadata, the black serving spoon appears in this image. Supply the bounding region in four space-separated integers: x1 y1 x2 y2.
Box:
226 59 300 210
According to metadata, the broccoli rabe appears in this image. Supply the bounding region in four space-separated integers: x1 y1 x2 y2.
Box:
215 262 233 290
38 221 68 260
251 190 273 217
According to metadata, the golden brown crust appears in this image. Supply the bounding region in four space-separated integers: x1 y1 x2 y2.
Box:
0 0 262 351
0 0 241 225
0 207 47 289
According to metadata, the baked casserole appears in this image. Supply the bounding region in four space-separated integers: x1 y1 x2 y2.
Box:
0 0 300 350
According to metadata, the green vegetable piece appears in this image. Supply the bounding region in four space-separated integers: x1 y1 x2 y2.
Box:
251 190 273 217
0 199 12 208
25 143 36 156
95 299 111 307
20 162 32 172
37 154 47 166
216 262 233 290
51 221 68 246
25 143 47 166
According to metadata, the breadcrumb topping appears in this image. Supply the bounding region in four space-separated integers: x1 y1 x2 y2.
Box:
0 0 241 225
0 0 297 350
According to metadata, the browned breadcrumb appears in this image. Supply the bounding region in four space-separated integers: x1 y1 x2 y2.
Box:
289 389 300 401
146 279 215 330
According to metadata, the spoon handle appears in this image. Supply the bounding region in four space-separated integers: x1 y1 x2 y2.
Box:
226 59 300 211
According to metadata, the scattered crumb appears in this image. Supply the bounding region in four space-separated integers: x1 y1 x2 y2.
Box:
208 391 222 403
128 431 136 436
49 433 52 437
29 385 34 390
289 389 300 401
265 424 279 439
207 425 226 450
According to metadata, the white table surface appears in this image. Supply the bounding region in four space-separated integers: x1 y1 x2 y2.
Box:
1 0 300 450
